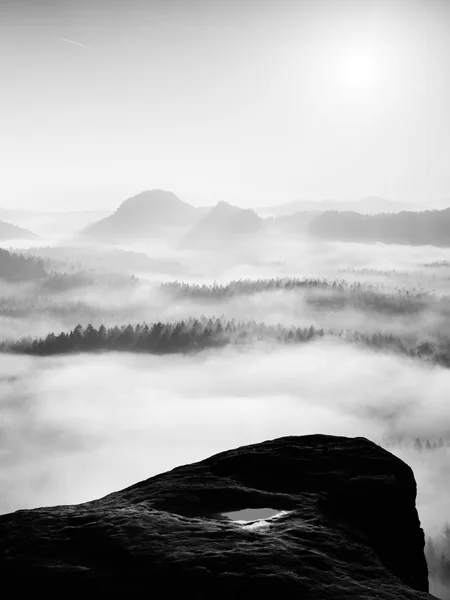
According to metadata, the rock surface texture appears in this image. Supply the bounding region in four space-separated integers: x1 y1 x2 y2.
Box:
0 435 434 598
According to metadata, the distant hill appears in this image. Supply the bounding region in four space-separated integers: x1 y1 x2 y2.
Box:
308 207 450 246
0 220 39 242
27 245 185 277
260 197 423 217
0 208 110 239
267 210 321 235
181 201 263 249
81 190 201 242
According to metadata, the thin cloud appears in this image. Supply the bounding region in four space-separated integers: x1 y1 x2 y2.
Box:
59 38 98 51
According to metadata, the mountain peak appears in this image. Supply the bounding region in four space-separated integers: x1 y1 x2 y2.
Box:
180 201 262 249
82 190 199 242
212 201 259 216
116 190 188 214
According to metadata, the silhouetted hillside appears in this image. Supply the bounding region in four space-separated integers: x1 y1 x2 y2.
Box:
262 197 422 217
181 201 263 249
268 210 320 235
309 208 450 246
81 190 201 242
0 220 39 242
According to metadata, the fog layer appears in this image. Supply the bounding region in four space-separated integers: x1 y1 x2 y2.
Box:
1 342 448 542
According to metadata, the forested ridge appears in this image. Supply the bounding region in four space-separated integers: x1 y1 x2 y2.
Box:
160 278 442 316
3 318 450 367
0 248 47 281
0 319 325 354
308 207 450 246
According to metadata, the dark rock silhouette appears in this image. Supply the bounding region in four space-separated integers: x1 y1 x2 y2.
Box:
81 190 201 242
0 435 432 598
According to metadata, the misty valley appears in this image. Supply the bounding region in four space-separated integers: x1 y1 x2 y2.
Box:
4 0 450 593
2 190 450 597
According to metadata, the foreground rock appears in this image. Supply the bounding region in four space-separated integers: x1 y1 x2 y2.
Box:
0 435 433 598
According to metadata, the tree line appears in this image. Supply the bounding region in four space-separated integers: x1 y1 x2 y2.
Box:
426 525 450 594
0 247 47 281
0 247 138 292
3 318 450 366
161 278 349 297
0 319 324 355
382 437 450 451
160 278 440 317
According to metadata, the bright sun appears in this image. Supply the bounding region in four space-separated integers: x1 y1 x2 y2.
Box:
337 45 384 93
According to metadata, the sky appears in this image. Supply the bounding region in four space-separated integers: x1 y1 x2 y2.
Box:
1 0 450 210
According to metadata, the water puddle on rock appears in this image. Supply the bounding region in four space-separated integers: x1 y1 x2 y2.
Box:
221 508 289 530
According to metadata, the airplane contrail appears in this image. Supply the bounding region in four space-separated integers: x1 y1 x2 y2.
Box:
60 38 98 51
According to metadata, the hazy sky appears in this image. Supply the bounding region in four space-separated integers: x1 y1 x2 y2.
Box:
1 0 450 210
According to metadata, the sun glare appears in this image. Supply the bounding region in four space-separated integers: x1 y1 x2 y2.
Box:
337 45 384 93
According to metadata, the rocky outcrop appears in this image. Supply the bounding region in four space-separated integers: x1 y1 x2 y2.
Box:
0 435 433 598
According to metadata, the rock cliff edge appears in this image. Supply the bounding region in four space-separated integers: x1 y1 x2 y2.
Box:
0 434 433 598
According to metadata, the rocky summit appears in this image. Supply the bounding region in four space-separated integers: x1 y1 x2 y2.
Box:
0 435 433 598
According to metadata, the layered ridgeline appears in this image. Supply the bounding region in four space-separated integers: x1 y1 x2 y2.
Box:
0 248 142 330
81 190 203 242
81 190 266 248
259 196 422 217
0 435 430 597
3 273 450 362
3 272 450 344
73 188 450 248
309 207 450 246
